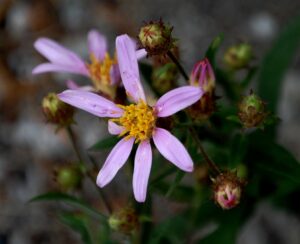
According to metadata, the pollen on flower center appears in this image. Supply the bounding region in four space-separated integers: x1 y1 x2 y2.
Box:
87 52 116 87
112 101 156 143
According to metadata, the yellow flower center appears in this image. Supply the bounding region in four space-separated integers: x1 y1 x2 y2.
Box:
111 101 156 143
87 52 117 96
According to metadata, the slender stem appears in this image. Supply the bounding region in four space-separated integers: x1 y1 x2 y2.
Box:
67 125 83 163
167 50 189 81
66 126 113 214
164 52 220 174
189 126 221 175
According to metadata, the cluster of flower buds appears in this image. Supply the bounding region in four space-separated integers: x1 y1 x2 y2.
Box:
212 171 245 210
42 93 74 128
223 43 253 70
238 91 267 129
138 19 175 56
108 206 139 235
188 58 217 121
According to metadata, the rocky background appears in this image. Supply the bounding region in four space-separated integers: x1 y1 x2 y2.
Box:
0 0 300 243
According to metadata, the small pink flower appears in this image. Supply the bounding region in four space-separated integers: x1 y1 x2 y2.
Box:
190 58 215 92
33 30 147 92
58 34 204 202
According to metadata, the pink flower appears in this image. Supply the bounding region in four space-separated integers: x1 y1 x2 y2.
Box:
190 58 215 92
33 30 147 95
58 34 204 202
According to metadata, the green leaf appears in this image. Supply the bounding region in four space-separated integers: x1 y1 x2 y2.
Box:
88 136 119 151
205 33 224 68
29 192 107 221
258 15 300 113
59 213 93 244
248 132 300 195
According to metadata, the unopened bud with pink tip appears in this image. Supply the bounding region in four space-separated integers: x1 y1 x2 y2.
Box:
188 58 217 121
190 58 215 93
212 171 244 210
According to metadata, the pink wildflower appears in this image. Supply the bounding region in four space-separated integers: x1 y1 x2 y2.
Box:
33 30 146 95
58 34 204 202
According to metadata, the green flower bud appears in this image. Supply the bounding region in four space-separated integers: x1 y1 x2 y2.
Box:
54 165 82 191
42 93 74 127
238 91 267 128
224 43 253 69
138 20 175 56
108 207 139 235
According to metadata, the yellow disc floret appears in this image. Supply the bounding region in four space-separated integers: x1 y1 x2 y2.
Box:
112 101 156 143
87 52 117 97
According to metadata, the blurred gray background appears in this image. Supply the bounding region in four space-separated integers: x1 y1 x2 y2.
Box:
0 0 300 243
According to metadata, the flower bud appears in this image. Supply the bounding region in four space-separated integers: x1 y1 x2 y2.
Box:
152 63 177 94
108 206 139 235
188 58 217 121
190 58 215 93
238 91 267 128
223 43 252 69
42 93 74 127
212 171 244 210
138 20 175 56
54 165 82 191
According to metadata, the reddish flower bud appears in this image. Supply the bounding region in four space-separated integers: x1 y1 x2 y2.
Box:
42 93 74 127
212 171 244 210
138 20 175 56
238 91 267 128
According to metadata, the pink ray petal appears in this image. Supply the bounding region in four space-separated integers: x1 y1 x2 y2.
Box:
34 38 86 68
109 64 121 85
58 90 123 118
32 63 89 76
65 80 94 91
97 138 135 187
87 30 107 61
108 121 124 135
136 49 147 60
133 140 152 202
116 34 146 103
153 127 194 172
155 86 204 117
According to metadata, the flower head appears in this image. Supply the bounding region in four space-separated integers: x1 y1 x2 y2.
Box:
33 30 147 98
212 171 244 210
138 19 175 56
223 43 253 70
58 34 204 202
188 58 216 121
238 91 267 128
190 58 215 92
42 92 74 127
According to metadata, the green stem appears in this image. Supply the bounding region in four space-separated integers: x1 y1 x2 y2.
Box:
66 126 113 214
67 126 83 163
167 50 189 81
189 126 221 175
